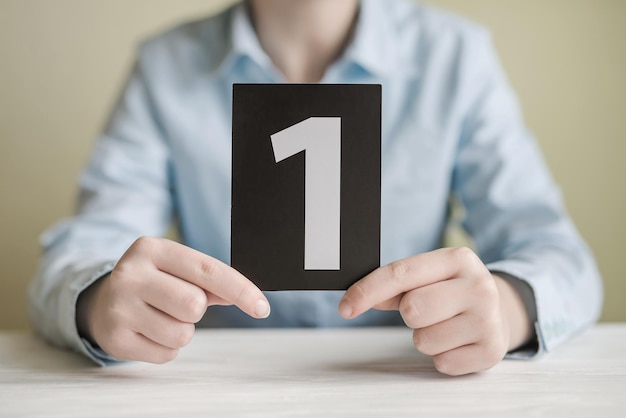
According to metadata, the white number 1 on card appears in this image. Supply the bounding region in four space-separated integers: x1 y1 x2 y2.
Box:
271 117 341 270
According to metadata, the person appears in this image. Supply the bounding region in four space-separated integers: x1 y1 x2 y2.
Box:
29 0 603 376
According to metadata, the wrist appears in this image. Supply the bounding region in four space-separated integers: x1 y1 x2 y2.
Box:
76 274 108 346
493 273 533 351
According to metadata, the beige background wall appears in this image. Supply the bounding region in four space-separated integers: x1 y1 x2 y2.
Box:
0 0 624 330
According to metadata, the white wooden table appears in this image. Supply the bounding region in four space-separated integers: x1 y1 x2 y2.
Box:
1 324 625 417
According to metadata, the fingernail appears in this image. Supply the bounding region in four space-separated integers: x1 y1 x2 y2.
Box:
255 300 270 318
338 299 353 318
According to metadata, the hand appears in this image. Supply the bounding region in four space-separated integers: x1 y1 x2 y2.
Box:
338 247 532 375
76 237 270 363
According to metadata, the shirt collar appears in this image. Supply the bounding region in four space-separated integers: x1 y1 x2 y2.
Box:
231 3 274 69
341 0 398 77
212 2 273 78
216 0 400 79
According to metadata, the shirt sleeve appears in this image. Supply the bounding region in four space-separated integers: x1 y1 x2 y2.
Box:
451 30 604 356
28 54 173 365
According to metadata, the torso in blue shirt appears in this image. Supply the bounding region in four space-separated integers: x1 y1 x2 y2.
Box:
35 0 601 351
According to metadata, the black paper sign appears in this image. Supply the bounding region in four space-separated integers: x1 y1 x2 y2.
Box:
231 84 381 290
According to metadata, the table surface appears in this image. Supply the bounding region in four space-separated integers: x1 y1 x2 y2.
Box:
1 324 625 418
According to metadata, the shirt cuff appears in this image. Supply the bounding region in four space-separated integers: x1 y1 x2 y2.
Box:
60 260 121 366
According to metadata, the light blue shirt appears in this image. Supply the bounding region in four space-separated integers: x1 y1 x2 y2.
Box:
29 0 603 365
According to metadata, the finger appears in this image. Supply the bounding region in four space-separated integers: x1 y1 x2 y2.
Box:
105 329 179 364
133 237 270 319
141 270 209 323
129 302 195 349
432 340 506 376
412 313 481 356
339 247 484 319
398 278 474 329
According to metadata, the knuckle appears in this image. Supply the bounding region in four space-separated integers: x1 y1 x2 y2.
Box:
471 276 487 295
345 282 368 309
413 329 435 355
154 348 179 364
351 282 367 299
450 246 479 267
183 290 208 322
432 354 452 376
110 261 133 282
198 257 218 279
474 275 498 299
388 260 410 283
132 236 159 253
470 312 500 338
120 237 160 273
433 353 468 376
412 330 421 349
399 296 420 328
466 346 503 374
484 339 507 364
172 324 195 348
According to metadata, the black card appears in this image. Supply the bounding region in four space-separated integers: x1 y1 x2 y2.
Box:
231 84 381 290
